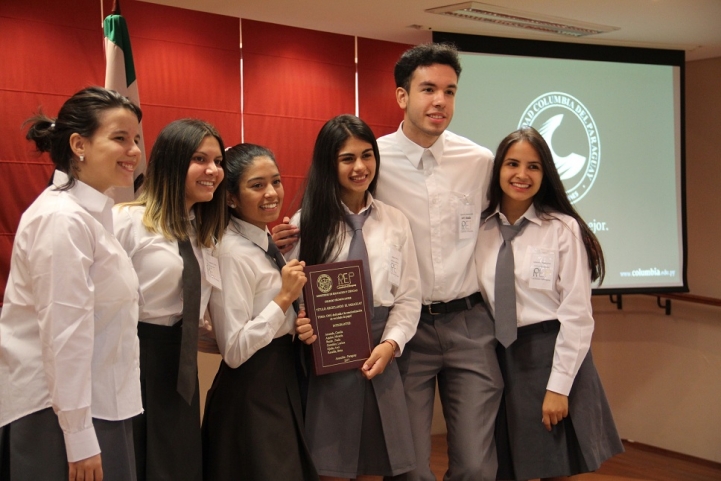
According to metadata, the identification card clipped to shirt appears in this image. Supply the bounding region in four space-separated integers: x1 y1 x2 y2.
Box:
458 198 475 240
387 245 402 287
528 247 555 291
203 248 222 290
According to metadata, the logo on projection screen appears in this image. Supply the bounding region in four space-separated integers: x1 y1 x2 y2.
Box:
518 92 600 204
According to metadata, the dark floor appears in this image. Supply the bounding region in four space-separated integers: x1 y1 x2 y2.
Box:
430 435 721 481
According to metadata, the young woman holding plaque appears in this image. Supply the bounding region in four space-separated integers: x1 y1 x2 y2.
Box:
475 127 623 480
0 86 143 481
113 119 227 481
201 143 318 481
285 114 422 480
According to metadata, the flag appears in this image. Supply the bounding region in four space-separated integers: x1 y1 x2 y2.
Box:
104 1 146 202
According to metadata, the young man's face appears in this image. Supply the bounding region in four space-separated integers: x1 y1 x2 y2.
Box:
396 63 458 148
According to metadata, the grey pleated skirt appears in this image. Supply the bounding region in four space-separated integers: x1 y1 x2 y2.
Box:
304 306 416 478
0 407 136 481
495 320 624 480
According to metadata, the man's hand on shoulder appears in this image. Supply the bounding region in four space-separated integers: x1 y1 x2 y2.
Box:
271 217 299 255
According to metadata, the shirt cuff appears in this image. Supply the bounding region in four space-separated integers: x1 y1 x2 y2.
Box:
63 425 100 462
268 300 287 321
546 370 574 397
380 328 406 356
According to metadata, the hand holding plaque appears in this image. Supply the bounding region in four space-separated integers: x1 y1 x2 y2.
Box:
302 259 373 375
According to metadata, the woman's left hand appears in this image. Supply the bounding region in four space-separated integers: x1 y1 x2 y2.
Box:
295 309 317 345
361 340 397 380
541 390 569 431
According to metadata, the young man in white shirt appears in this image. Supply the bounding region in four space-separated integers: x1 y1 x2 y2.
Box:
374 43 502 481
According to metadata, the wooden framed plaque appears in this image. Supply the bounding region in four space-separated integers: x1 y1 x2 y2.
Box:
302 259 373 375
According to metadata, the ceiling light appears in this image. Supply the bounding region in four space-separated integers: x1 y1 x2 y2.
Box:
426 2 619 37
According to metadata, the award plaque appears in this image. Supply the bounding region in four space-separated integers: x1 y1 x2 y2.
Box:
303 259 373 375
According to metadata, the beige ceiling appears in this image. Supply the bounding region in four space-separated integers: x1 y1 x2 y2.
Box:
140 0 721 61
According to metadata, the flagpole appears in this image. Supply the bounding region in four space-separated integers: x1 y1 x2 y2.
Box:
104 0 147 202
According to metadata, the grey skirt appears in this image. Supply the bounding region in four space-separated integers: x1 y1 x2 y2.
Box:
495 320 624 480
0 407 136 481
304 306 416 478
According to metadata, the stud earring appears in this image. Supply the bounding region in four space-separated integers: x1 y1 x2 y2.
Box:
79 154 85 162
229 203 236 208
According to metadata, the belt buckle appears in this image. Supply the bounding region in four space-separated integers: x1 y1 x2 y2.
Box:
427 302 442 315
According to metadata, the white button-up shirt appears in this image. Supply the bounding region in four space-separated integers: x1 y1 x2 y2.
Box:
113 205 211 327
287 196 421 354
376 124 493 304
476 205 595 395
0 171 142 462
209 217 296 368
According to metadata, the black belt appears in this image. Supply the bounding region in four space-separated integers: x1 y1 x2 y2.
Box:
516 320 560 337
422 292 483 316
137 320 183 340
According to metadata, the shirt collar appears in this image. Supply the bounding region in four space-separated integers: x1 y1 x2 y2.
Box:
229 216 270 252
54 170 115 231
482 203 541 227
340 192 381 220
394 122 446 169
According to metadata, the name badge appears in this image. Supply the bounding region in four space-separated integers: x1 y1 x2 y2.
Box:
458 202 475 240
388 246 402 287
528 247 555 290
203 248 222 290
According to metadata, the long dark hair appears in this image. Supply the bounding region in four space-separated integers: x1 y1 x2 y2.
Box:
485 127 605 283
24 86 142 190
128 119 226 247
299 114 380 266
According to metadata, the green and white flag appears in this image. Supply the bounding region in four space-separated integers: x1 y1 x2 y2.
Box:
104 7 146 202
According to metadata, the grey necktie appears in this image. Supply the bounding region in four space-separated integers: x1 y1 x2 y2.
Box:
177 238 201 405
266 233 299 314
344 207 373 308
494 217 528 347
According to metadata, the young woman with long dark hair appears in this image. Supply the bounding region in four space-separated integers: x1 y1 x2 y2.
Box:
289 114 421 481
475 127 623 480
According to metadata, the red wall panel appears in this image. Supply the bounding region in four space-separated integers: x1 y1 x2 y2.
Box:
117 0 241 145
358 37 412 138
241 20 355 221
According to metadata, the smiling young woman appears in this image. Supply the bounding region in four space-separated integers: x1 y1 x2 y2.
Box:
476 127 622 480
284 114 421 481
0 86 143 481
113 119 227 481
202 143 318 481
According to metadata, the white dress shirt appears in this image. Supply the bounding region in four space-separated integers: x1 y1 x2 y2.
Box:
376 124 494 304
0 171 142 462
287 195 422 354
209 217 297 369
113 205 212 327
475 205 595 396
